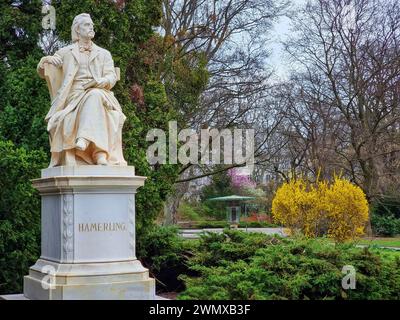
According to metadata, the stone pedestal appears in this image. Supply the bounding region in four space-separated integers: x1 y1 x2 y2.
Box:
23 166 155 300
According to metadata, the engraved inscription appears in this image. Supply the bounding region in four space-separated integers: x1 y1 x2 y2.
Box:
78 222 127 232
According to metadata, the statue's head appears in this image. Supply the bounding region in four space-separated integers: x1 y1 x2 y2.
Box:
71 13 95 42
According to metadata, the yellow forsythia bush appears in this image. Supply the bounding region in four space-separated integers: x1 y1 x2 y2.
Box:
272 176 369 242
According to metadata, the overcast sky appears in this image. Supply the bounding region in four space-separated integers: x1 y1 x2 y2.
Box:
267 0 307 80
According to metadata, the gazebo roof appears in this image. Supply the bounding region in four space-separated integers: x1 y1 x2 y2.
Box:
207 195 255 202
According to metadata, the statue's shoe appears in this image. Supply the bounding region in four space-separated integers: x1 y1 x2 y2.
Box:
95 152 108 165
76 137 89 151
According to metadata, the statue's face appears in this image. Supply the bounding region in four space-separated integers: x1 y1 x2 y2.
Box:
77 17 95 40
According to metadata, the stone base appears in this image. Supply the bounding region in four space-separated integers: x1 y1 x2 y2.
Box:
22 258 155 300
12 165 157 300
0 294 29 300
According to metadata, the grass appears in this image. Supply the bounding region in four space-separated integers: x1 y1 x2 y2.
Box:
357 237 400 248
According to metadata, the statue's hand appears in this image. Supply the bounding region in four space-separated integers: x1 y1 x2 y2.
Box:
39 55 63 68
96 78 110 89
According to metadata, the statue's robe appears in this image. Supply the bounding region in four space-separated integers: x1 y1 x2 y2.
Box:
37 42 127 167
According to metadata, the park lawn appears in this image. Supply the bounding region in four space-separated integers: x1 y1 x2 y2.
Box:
357 237 400 248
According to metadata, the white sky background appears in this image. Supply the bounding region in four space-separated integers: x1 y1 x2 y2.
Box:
266 0 307 81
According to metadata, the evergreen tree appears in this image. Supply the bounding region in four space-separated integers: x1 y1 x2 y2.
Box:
0 0 49 294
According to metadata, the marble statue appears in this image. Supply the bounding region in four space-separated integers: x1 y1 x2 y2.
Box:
37 13 127 167
0 13 156 300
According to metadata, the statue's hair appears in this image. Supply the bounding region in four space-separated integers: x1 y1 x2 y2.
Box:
71 13 92 42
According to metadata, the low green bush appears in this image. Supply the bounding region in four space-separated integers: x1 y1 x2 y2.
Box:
137 225 196 293
370 194 400 236
371 214 400 237
196 221 229 228
371 194 400 219
183 229 283 268
238 221 279 228
178 230 400 300
182 220 280 229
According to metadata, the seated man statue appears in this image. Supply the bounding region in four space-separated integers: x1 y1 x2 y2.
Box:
37 13 127 167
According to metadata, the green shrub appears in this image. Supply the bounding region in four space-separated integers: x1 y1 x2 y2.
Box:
137 225 196 293
196 203 217 218
371 193 400 219
178 202 202 221
196 221 229 229
180 220 280 229
180 220 281 229
370 193 400 236
185 229 283 268
238 221 279 228
371 214 400 237
178 230 400 300
0 140 47 294
201 202 227 220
